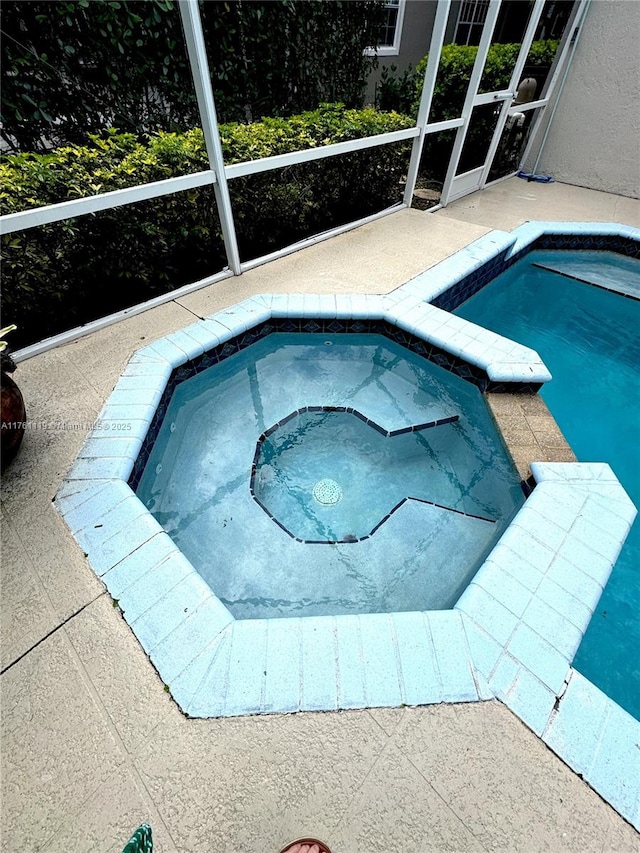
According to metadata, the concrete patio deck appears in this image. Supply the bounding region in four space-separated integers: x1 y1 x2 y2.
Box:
2 178 639 853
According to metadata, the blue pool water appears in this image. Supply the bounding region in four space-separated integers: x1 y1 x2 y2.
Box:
253 407 490 543
455 249 640 721
135 333 523 619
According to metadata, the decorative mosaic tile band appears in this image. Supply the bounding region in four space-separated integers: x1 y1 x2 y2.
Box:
256 405 459 441
128 318 528 491
525 232 639 258
431 250 513 312
249 491 494 546
431 228 640 312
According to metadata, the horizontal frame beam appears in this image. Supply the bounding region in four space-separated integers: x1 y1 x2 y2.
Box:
0 170 217 235
423 117 465 135
12 266 234 362
472 89 515 106
224 127 420 179
1 126 421 234
508 97 549 114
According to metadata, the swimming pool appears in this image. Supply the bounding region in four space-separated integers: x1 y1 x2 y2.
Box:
453 249 640 721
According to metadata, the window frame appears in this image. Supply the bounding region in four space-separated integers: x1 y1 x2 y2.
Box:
453 0 491 47
364 0 406 57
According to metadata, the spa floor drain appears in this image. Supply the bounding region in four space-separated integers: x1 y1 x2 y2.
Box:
313 478 343 505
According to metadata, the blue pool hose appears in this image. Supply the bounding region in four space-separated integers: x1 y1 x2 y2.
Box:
517 170 554 183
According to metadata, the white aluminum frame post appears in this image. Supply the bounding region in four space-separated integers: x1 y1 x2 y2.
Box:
476 0 546 188
436 0 588 204
178 0 241 275
522 0 591 175
439 0 502 205
403 0 455 207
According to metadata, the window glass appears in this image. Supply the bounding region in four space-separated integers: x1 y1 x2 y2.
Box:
379 0 401 49
454 0 490 47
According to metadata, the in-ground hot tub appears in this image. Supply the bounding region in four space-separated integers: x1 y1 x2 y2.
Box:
130 329 524 620
56 283 559 721
55 223 636 750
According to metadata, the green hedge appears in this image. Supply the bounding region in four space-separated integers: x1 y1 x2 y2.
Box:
412 40 559 119
410 39 558 187
1 104 413 349
375 40 559 118
1 0 385 152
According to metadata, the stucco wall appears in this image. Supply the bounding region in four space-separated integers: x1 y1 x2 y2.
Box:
528 0 640 198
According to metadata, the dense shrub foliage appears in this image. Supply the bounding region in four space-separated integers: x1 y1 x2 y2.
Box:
0 0 196 152
0 0 385 152
0 34 561 350
411 40 559 186
374 63 417 115
1 105 413 349
375 40 559 118
412 39 560 119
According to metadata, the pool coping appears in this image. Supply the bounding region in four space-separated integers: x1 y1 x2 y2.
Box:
54 220 640 830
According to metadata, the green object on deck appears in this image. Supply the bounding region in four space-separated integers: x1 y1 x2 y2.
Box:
122 824 153 853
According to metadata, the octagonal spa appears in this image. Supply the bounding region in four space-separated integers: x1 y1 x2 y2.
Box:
56 289 563 717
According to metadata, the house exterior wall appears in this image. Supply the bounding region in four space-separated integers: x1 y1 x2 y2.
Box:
526 0 640 198
365 0 437 106
393 0 439 73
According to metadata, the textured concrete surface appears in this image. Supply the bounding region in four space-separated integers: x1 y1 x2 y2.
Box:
436 179 640 232
2 180 640 852
527 0 640 199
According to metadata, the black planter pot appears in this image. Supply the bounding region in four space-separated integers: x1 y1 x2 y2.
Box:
1 355 26 472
